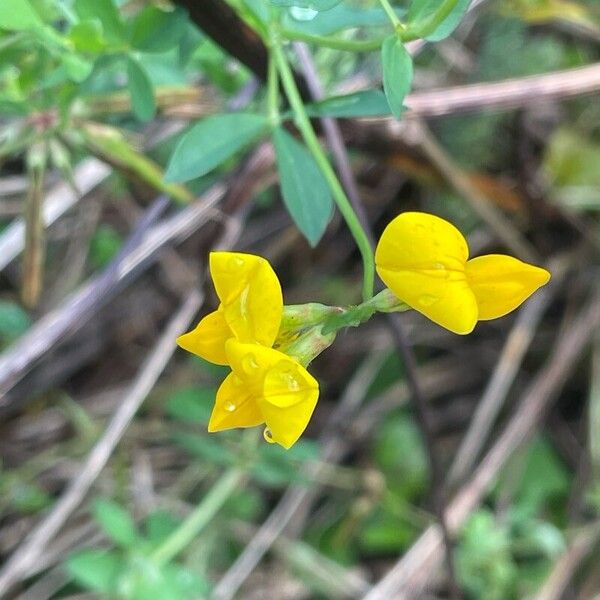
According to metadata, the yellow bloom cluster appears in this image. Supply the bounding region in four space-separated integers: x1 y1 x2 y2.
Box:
177 253 319 449
178 212 551 448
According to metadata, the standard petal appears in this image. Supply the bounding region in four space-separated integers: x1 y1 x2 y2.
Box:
258 359 319 449
466 254 551 320
375 212 470 276
375 212 477 334
209 252 283 347
208 372 264 432
177 309 230 365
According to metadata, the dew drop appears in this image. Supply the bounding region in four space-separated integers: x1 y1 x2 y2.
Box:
290 6 318 20
263 427 275 443
225 401 236 412
418 294 439 306
241 354 259 375
228 256 245 271
433 262 446 270
281 370 300 391
231 375 244 387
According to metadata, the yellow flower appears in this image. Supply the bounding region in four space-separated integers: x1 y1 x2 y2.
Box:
209 340 319 449
375 212 551 334
177 252 283 365
177 251 320 448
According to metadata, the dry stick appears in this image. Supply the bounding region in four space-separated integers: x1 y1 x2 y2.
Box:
363 287 600 600
0 159 111 272
294 42 463 599
0 289 204 596
0 183 226 406
211 353 385 600
401 62 600 118
449 254 570 484
413 120 540 263
21 152 46 308
533 522 600 600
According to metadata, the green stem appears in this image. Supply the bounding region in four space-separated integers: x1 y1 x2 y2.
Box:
404 0 460 40
281 28 385 52
267 54 280 126
377 0 403 30
151 469 243 566
322 289 409 334
270 36 375 301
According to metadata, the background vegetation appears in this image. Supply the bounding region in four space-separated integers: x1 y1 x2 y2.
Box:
0 0 599 598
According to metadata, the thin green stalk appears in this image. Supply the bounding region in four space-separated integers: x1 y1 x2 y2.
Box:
270 37 375 301
267 54 280 125
322 289 409 334
281 28 385 52
377 0 403 30
404 0 460 40
151 469 243 566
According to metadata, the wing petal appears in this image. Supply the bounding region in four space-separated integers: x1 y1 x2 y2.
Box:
177 309 230 365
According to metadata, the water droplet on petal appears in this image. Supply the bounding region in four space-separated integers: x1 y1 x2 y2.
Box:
418 294 439 306
225 401 236 412
241 353 259 375
231 375 244 387
280 369 300 391
263 427 275 443
433 262 446 270
228 256 245 271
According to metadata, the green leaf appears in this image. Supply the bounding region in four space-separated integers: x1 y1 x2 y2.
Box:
121 557 208 600
74 0 124 43
407 0 470 41
304 90 391 118
166 387 216 423
270 0 343 10
282 4 406 36
164 113 268 183
172 432 236 466
381 35 413 119
0 0 42 31
92 498 138 547
127 56 156 122
68 20 107 53
62 53 94 82
372 413 427 499
90 225 123 269
67 550 122 593
0 301 31 343
272 127 333 247
144 510 182 548
129 6 187 53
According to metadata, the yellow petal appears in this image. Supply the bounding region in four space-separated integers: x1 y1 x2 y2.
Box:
466 254 551 320
225 339 283 389
209 252 283 347
375 212 478 334
259 360 319 449
177 309 231 365
208 372 264 432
